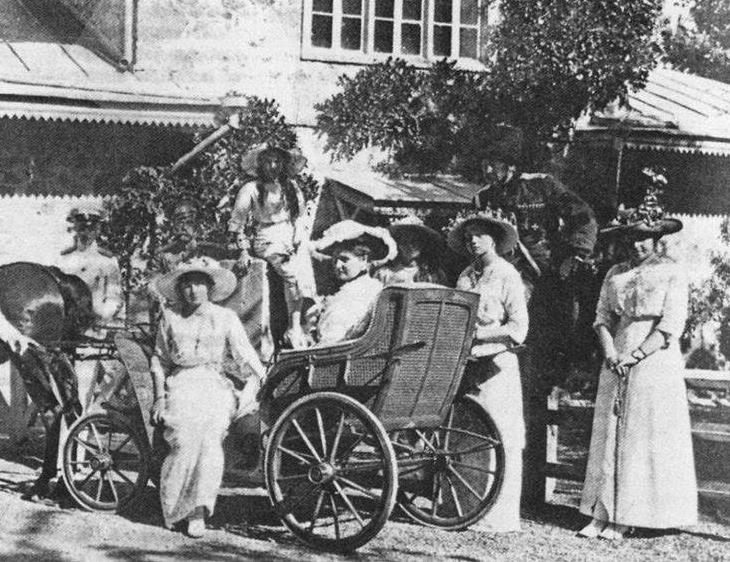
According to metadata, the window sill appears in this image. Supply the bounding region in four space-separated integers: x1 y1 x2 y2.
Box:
300 46 487 72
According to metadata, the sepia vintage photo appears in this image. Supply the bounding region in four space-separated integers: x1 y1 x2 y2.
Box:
0 1 728 560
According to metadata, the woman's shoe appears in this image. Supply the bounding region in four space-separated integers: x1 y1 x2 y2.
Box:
186 507 206 538
577 519 606 538
599 523 628 540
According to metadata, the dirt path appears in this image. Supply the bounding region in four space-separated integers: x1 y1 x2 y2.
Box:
1 455 729 562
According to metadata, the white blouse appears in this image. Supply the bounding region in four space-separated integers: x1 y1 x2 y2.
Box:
152 302 264 381
456 257 529 357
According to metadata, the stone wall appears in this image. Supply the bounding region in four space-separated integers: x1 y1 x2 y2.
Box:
134 0 350 128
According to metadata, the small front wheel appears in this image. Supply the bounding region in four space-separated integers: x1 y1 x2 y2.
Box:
395 396 505 530
62 412 150 512
264 392 397 552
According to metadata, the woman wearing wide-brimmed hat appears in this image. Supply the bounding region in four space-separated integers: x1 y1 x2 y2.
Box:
449 210 528 533
228 144 313 348
305 220 397 346
375 215 448 286
578 191 696 540
150 257 265 537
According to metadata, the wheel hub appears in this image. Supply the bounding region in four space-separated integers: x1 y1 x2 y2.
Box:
308 462 335 484
90 452 113 471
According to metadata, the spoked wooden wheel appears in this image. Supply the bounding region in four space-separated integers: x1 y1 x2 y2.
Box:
265 392 397 552
62 412 150 512
395 396 505 530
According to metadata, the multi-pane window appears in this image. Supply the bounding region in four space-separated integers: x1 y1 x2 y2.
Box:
304 0 482 63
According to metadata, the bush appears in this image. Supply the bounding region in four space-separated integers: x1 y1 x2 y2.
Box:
100 95 318 295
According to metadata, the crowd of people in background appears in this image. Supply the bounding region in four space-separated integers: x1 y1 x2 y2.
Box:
0 127 699 543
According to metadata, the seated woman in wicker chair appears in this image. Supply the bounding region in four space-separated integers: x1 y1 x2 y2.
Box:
304 220 397 346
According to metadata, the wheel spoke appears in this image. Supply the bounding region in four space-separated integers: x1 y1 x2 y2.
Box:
336 475 382 500
314 408 327 459
430 472 442 516
335 432 365 464
67 460 92 466
307 490 326 534
106 472 119 504
450 460 497 474
112 467 134 487
291 419 322 462
445 473 464 518
397 461 431 477
332 480 365 527
414 429 440 454
329 493 341 540
73 437 100 456
329 411 346 462
277 445 316 466
111 434 132 455
443 407 454 450
455 442 499 456
448 466 485 502
95 473 105 502
78 466 101 490
275 473 309 482
90 423 106 452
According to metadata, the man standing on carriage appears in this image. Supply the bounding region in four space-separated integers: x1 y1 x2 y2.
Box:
473 125 598 386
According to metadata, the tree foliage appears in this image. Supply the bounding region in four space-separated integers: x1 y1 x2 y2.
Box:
316 0 663 175
662 0 730 83
100 95 317 294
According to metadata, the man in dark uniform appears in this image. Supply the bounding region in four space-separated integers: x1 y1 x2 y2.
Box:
474 125 598 504
474 125 598 380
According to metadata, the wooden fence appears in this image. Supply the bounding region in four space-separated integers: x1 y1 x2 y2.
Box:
545 369 730 503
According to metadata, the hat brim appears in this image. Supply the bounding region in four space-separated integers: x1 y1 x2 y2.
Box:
313 221 398 267
240 145 307 177
389 224 445 255
155 265 237 303
448 216 519 256
600 218 683 239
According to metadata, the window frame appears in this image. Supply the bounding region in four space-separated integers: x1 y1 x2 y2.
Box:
301 0 486 69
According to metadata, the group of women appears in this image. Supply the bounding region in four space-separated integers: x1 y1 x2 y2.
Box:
147 144 697 541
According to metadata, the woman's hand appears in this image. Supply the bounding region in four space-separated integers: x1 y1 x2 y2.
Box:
612 353 639 378
150 397 166 426
233 251 252 277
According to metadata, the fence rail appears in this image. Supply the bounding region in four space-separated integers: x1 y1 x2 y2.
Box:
545 369 730 502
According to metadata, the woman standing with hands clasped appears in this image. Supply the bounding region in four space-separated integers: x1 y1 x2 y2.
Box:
579 191 697 540
150 257 265 537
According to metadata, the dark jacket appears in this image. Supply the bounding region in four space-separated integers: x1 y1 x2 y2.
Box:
475 173 597 272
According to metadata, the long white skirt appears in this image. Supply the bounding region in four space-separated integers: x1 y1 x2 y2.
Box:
160 366 235 527
468 352 524 532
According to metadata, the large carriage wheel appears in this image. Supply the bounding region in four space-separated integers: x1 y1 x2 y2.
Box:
62 412 150 512
265 392 397 552
395 396 505 530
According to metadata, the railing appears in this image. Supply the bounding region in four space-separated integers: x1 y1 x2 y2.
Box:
545 369 730 503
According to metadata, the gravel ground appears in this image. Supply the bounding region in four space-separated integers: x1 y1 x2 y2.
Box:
0 449 729 562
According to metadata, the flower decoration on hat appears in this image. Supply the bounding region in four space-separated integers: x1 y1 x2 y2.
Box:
447 206 519 256
602 168 682 238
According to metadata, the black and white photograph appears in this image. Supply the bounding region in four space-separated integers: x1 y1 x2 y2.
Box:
0 0 728 560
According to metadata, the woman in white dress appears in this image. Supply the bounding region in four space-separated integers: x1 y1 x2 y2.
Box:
306 220 397 345
448 211 528 533
579 195 697 539
150 257 265 537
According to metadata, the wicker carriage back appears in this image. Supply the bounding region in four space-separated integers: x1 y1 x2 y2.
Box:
265 286 479 431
